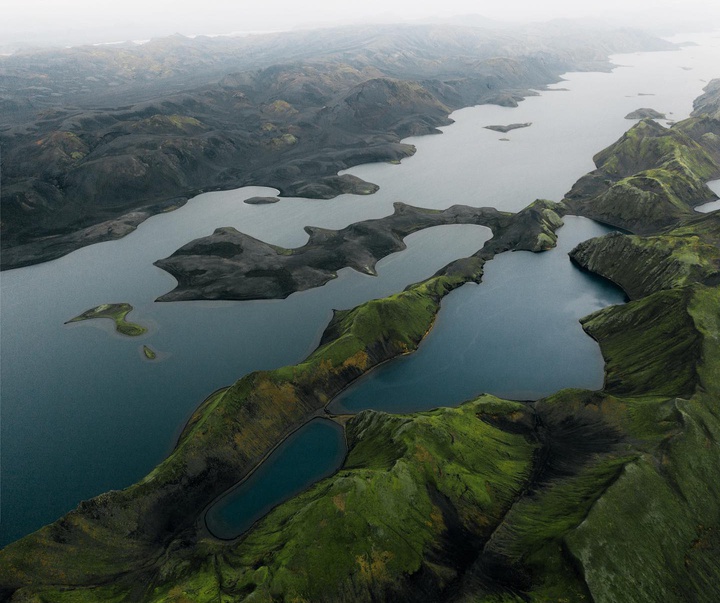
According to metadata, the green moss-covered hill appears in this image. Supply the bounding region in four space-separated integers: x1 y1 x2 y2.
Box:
565 113 720 233
0 198 566 602
1 96 719 602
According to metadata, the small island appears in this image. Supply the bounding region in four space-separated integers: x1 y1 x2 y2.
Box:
65 303 147 337
243 196 280 205
625 107 666 119
142 345 157 360
484 122 532 133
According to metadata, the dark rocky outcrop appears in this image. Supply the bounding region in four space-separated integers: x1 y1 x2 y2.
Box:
484 122 532 133
153 199 564 301
154 203 505 301
625 107 666 119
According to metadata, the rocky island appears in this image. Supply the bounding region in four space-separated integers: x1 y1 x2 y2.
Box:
142 345 157 360
625 107 666 119
483 122 532 132
2 79 719 602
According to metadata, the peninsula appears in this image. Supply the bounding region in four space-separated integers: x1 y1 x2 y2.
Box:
154 199 562 301
154 203 536 301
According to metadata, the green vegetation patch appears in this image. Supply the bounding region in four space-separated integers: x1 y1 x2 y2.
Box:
147 396 536 603
688 284 720 394
566 391 720 603
593 118 718 182
65 302 147 337
581 286 703 398
569 117 720 233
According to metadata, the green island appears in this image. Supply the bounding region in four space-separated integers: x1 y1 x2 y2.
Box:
65 303 148 337
142 346 158 360
1 88 720 602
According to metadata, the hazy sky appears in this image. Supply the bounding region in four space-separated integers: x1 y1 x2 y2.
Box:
3 0 720 47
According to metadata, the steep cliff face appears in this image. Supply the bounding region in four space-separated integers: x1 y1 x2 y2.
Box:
569 221 720 300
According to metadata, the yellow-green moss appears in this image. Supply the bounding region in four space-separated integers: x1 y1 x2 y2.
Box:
65 302 147 337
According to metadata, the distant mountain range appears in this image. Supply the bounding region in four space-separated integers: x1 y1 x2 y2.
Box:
0 22 673 269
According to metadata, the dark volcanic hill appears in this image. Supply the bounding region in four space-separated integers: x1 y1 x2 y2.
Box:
0 23 673 269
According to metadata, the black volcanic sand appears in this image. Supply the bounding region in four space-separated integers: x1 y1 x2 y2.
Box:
155 203 505 301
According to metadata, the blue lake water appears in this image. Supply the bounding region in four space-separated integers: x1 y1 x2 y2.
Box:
329 217 625 414
205 419 346 540
1 31 718 546
0 223 489 546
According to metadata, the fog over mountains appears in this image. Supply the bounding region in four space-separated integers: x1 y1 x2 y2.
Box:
2 0 719 51
0 21 674 269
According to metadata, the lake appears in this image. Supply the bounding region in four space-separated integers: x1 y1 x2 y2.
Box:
329 217 625 414
205 419 346 540
1 30 718 546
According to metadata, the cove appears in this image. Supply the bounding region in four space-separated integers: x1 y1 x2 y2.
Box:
329 217 626 414
205 419 346 540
